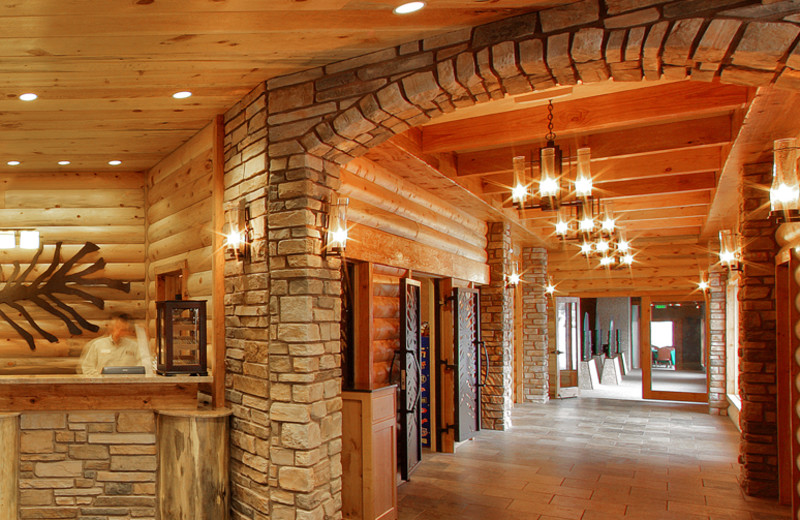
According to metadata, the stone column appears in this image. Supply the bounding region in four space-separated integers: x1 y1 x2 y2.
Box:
521 247 549 403
479 222 514 430
708 270 727 416
738 162 779 498
266 153 343 520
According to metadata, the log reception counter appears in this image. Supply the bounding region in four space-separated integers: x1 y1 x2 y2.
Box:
0 376 229 520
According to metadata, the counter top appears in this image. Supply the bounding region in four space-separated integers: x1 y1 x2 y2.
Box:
0 374 213 385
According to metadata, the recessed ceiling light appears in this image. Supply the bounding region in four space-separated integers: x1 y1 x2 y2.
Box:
19 93 37 101
108 160 122 166
172 91 192 99
58 160 70 165
7 160 19 166
393 1 425 14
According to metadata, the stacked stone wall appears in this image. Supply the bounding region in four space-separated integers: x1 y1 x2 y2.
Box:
222 84 273 520
480 222 514 430
521 247 549 403
738 163 780 497
18 411 156 520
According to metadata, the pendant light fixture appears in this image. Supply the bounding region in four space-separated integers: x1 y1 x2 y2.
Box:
771 138 800 222
511 100 636 269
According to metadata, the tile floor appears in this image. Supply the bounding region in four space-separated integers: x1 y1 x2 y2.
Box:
398 398 790 520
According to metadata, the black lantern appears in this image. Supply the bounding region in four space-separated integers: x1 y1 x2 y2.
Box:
156 300 207 376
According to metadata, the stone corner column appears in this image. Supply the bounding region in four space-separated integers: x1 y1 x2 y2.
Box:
521 246 549 403
708 270 727 416
738 162 779 498
480 221 514 430
0 412 19 520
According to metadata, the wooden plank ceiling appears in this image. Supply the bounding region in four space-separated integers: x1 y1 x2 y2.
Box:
0 0 570 173
357 79 777 297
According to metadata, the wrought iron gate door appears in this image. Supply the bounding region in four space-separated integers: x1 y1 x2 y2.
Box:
453 287 482 443
399 278 422 480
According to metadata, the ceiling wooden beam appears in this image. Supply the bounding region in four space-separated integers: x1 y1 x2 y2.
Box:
456 114 733 176
423 82 749 153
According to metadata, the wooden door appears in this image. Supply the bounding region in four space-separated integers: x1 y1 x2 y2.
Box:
453 287 482 443
555 297 580 394
640 296 708 403
398 278 422 481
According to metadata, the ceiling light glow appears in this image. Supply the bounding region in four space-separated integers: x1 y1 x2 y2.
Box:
172 91 192 99
58 160 70 166
7 160 19 166
393 1 425 14
19 93 37 101
108 160 122 166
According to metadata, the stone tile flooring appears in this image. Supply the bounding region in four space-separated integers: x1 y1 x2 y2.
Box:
398 398 790 519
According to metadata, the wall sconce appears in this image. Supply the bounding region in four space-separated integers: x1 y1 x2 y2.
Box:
505 261 521 287
0 230 40 249
719 229 741 271
545 276 556 297
223 200 250 262
325 193 349 255
698 271 709 292
771 138 800 222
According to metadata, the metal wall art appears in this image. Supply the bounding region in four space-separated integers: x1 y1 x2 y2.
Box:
0 242 130 350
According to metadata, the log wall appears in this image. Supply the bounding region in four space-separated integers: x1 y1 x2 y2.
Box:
341 156 488 282
0 172 146 370
145 122 216 372
372 267 402 388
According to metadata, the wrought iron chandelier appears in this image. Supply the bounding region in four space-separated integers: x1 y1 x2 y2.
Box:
511 100 634 268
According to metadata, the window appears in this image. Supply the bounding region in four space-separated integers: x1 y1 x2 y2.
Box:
651 321 673 348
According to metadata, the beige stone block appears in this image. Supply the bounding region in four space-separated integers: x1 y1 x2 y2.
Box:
280 296 314 322
95 471 155 482
606 0 665 15
269 82 314 113
604 7 659 29
540 0 599 33
87 433 155 445
20 488 54 506
20 413 66 430
67 412 116 423
19 478 75 489
34 461 83 478
279 466 315 492
732 21 800 70
572 28 604 63
116 412 155 434
17 506 78 518
401 71 443 107
68 445 109 460
281 422 322 450
21 431 54 454
277 323 321 342
663 18 704 66
110 455 157 472
694 19 742 66
547 33 576 85
271 402 312 423
109 445 156 455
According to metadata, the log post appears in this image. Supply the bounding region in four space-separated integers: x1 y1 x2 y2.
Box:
0 413 19 520
157 409 231 520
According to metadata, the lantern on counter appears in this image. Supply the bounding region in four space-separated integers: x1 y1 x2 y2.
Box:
156 300 207 376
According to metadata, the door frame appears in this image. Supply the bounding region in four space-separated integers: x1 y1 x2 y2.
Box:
640 295 709 403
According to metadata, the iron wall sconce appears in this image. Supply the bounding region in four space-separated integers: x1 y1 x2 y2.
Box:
223 200 251 262
325 193 349 256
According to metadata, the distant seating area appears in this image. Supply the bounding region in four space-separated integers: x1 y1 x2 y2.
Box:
652 346 676 368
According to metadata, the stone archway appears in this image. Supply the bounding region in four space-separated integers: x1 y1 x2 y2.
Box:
222 2 800 519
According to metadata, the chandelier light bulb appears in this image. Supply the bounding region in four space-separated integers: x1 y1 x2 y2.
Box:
579 216 595 232
539 176 559 197
602 218 616 232
545 283 556 294
698 280 709 291
600 256 615 267
555 219 569 236
512 183 528 202
575 148 592 197
580 242 593 255
771 183 799 204
596 240 610 253
617 240 630 252
621 254 634 265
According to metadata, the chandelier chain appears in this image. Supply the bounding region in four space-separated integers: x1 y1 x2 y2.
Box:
545 100 556 142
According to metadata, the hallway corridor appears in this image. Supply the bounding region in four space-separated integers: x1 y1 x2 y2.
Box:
398 399 790 520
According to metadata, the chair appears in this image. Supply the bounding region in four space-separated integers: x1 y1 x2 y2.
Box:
656 347 674 368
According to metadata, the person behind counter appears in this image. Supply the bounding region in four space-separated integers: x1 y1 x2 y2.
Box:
79 313 141 376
